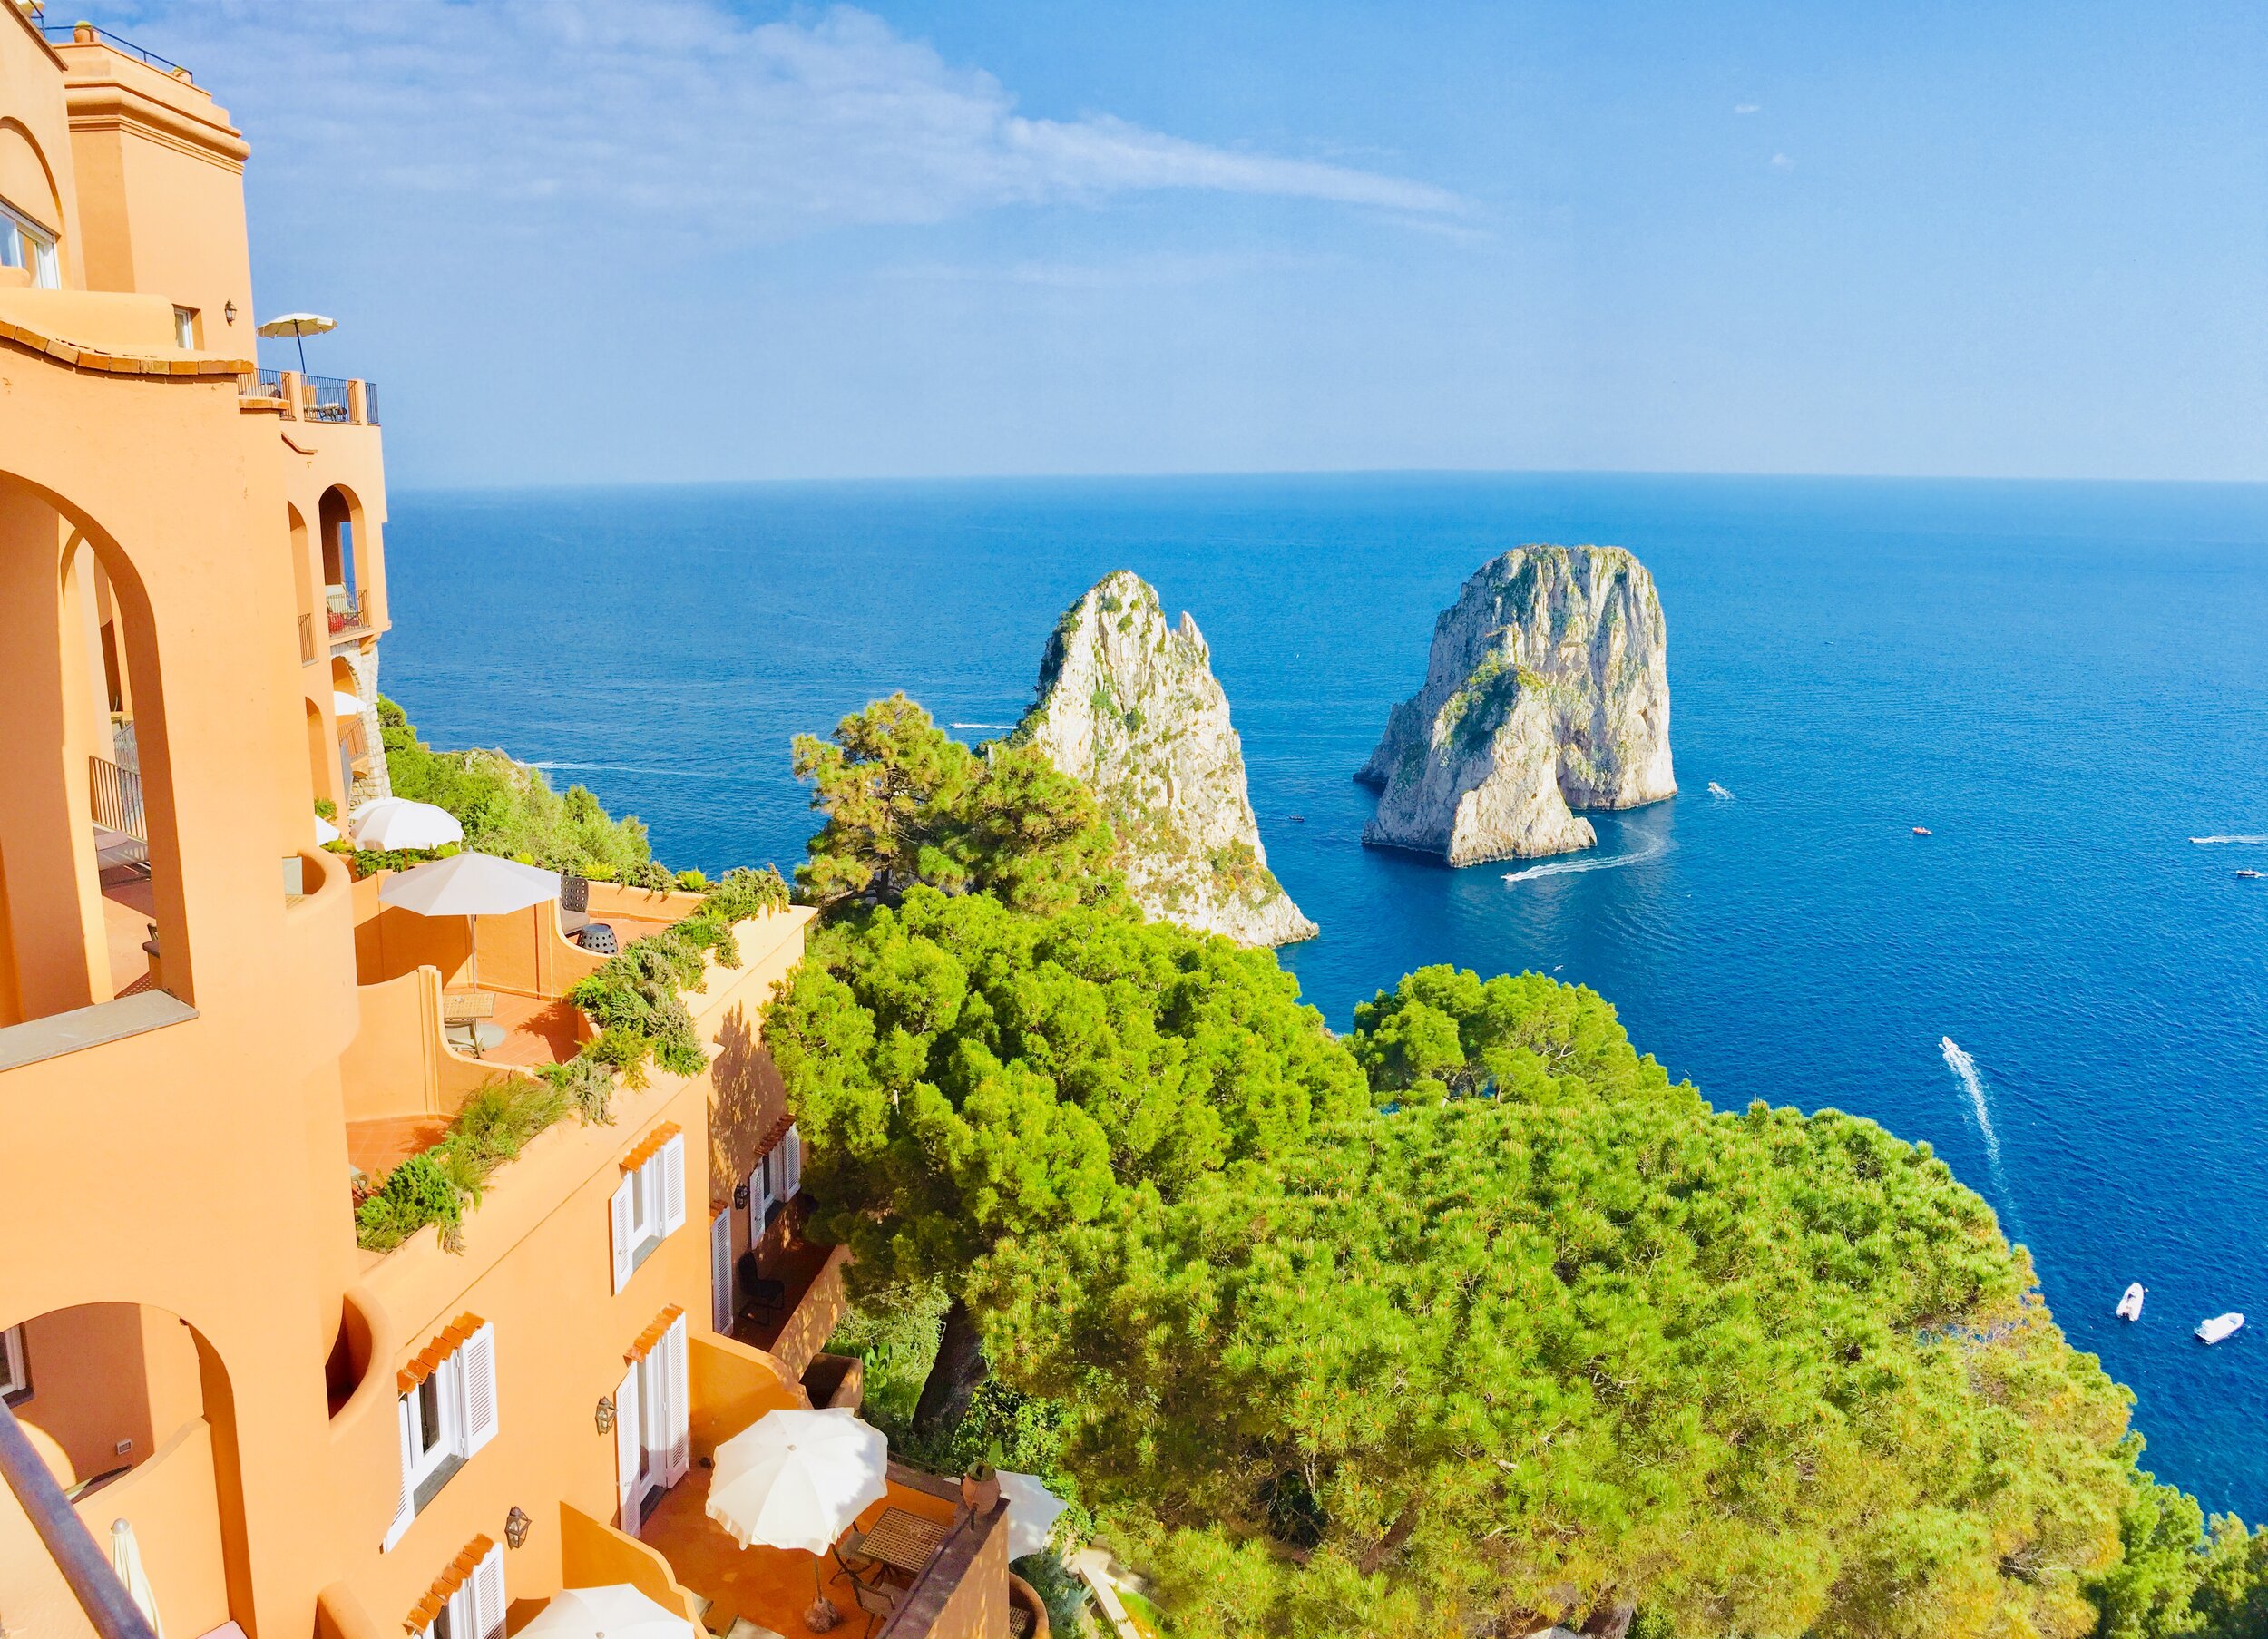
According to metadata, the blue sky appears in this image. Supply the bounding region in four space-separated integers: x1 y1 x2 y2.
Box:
107 1 2268 486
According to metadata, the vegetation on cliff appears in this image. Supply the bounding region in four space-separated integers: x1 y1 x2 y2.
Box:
378 696 672 884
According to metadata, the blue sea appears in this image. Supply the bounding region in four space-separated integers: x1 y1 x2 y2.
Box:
384 473 2268 1517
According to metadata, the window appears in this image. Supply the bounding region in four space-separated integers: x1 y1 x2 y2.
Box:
413 1537 505 1639
615 1312 689 1537
172 306 199 348
0 202 58 289
0 1325 26 1401
383 1319 499 1552
610 1128 686 1293
748 1121 803 1239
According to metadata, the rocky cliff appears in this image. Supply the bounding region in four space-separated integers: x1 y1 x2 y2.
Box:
1014 571 1316 945
1358 545 1675 865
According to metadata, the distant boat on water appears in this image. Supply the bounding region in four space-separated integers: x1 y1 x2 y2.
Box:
1912 825 1932 836
2117 1283 2146 1322
1708 782 1734 800
2238 869 2263 880
2197 1313 2245 1345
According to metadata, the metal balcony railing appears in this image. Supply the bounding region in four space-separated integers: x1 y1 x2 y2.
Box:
240 366 287 399
41 22 188 80
363 380 381 425
304 374 353 422
327 590 371 639
89 754 148 872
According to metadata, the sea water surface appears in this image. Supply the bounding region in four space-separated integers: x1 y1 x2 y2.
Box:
384 473 2268 1515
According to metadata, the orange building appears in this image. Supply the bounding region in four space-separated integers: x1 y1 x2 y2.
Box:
0 15 1026 1639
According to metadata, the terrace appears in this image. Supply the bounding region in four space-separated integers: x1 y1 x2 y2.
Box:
582 1334 1024 1639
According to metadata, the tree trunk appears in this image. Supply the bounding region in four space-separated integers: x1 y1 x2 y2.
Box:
911 1296 989 1441
1579 1597 1636 1639
1356 1497 1421 1576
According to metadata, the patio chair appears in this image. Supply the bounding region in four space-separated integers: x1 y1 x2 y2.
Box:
850 1579 899 1637
736 1251 787 1324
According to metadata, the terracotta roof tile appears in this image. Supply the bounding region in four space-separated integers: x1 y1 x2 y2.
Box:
401 1534 494 1634
396 1312 484 1396
626 1304 685 1365
620 1120 681 1175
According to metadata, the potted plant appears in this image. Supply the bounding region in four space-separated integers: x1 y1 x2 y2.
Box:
961 1460 1001 1515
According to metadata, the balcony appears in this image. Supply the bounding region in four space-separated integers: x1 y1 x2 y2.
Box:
327 589 374 641
728 1205 851 1381
238 366 380 426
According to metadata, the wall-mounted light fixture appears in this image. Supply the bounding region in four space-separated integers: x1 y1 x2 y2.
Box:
504 1507 531 1550
595 1395 615 1436
223 301 238 325
733 1182 749 1210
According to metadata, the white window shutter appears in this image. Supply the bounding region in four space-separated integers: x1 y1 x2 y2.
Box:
614 1361 642 1536
469 1539 507 1639
382 1396 415 1550
610 1176 635 1293
785 1123 802 1198
456 1322 500 1457
660 1133 686 1236
710 1210 733 1334
662 1314 691 1485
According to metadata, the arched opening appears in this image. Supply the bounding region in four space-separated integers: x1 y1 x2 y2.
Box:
305 698 341 819
0 1302 244 1639
287 502 314 664
328 657 371 807
0 476 189 1028
318 485 365 638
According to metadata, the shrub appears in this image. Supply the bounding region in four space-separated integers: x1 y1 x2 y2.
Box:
354 1077 582 1254
354 1152 463 1253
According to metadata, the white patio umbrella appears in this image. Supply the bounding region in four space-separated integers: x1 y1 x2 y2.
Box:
352 797 464 852
314 814 341 845
109 1518 164 1639
709 1409 888 1623
998 1470 1070 1560
256 310 335 374
377 850 557 989
517 1584 693 1639
331 688 365 717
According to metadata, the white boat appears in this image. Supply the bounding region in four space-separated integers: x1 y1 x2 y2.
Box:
2196 1312 2244 1345
1708 782 1734 800
2116 1283 2145 1322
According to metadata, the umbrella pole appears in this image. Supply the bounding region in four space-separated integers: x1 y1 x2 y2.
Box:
294 324 308 376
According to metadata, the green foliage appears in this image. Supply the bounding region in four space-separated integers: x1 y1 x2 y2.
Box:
379 696 670 884
2087 1465 2268 1639
978 974 2161 1639
536 1049 617 1127
354 1077 579 1253
353 1151 461 1253
1349 964 1681 1109
831 1288 951 1441
314 796 337 821
792 694 1123 917
764 885 1366 1305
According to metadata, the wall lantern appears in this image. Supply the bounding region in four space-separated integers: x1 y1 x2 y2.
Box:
595 1395 615 1436
504 1507 531 1549
223 300 237 326
733 1182 749 1209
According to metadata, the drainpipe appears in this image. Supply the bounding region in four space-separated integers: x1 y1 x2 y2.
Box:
0 1400 161 1639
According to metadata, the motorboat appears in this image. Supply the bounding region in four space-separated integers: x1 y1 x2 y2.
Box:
1708 782 1734 799
1912 826 1932 836
2238 869 2263 880
2116 1283 2145 1322
2196 1312 2245 1345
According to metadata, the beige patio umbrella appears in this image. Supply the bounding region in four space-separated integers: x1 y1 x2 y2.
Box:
110 1518 164 1639
518 1585 693 1639
255 311 335 374
998 1470 1069 1559
709 1409 888 1627
352 797 464 853
377 851 557 990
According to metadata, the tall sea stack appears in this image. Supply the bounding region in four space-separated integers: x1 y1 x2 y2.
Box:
1358 545 1675 866
1015 571 1316 945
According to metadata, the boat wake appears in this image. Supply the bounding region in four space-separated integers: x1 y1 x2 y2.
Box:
951 722 1013 732
1941 1037 2027 1240
2190 834 2268 845
1503 836 1669 883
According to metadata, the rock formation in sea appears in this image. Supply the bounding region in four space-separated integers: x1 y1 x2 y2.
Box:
1357 545 1675 866
1014 571 1317 946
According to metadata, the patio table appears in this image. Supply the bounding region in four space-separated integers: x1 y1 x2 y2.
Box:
853 1507 949 1577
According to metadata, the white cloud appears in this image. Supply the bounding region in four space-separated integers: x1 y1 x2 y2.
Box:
121 0 1464 238
1734 102 1761 115
1770 152 1794 170
881 249 1337 288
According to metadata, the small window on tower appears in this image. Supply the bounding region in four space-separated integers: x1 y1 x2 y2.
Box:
174 307 200 348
